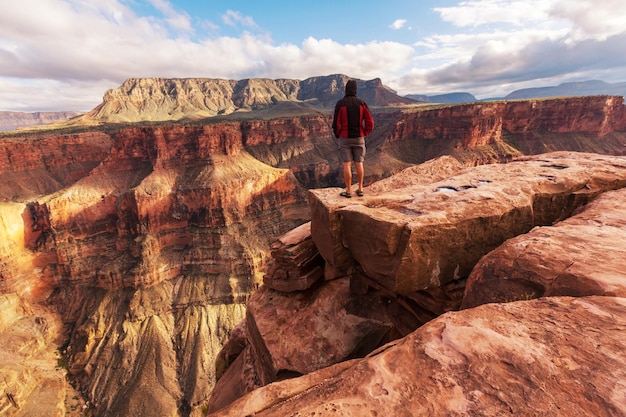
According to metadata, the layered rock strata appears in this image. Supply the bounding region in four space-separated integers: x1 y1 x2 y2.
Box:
0 293 85 417
381 95 626 166
0 111 83 132
462 186 626 308
209 151 626 412
310 152 626 294
0 131 112 202
209 295 626 417
0 121 312 416
79 75 415 124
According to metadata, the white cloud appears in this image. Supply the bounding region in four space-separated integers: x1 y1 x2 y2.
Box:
434 0 556 27
148 0 192 32
222 10 259 29
549 0 626 41
390 19 407 30
0 0 625 110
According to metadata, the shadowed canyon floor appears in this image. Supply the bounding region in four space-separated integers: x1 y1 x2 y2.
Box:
1 91 626 416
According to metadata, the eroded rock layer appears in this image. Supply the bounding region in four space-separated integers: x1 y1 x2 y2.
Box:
0 121 311 416
210 152 626 413
310 152 626 294
462 186 626 308
209 296 626 417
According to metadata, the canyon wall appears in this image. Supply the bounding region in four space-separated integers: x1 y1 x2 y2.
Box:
0 111 83 132
0 94 625 416
78 75 415 124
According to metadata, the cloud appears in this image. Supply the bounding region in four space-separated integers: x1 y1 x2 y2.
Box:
0 0 625 110
394 0 626 97
549 0 626 41
390 19 407 30
222 10 259 29
434 0 556 27
148 0 192 32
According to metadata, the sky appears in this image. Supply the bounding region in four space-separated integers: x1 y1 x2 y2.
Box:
1 0 626 112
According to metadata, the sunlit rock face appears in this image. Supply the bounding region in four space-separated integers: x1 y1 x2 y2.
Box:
312 152 626 294
209 296 626 417
1 93 626 417
209 152 626 413
33 124 310 415
0 131 111 201
380 95 626 165
461 186 626 308
80 75 416 124
0 121 311 416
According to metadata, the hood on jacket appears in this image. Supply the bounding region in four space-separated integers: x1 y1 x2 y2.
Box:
345 79 357 96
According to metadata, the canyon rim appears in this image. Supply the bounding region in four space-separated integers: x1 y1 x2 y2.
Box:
1 75 626 417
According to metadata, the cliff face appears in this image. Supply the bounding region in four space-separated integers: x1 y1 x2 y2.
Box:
210 152 626 416
76 75 416 124
1 95 626 416
0 121 311 415
381 96 626 166
0 111 83 132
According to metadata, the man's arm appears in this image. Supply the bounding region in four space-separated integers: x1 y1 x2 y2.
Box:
362 104 374 136
332 101 342 138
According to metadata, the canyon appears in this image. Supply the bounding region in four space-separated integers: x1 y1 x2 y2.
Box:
1 76 626 417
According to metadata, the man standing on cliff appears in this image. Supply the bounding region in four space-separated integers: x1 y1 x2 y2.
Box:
332 79 374 198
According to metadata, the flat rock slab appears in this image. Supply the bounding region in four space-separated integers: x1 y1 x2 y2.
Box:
209 295 626 417
462 187 626 308
309 152 626 294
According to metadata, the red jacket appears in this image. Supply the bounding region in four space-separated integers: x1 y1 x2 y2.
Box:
332 95 374 139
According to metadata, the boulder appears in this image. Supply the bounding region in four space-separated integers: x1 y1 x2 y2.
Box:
207 278 395 413
462 187 626 308
208 296 626 417
310 152 626 295
262 222 325 292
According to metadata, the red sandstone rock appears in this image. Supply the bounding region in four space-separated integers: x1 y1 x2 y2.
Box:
0 110 83 132
309 155 466 281
0 131 111 201
263 222 325 292
310 152 626 296
208 296 626 417
462 186 626 308
208 277 395 413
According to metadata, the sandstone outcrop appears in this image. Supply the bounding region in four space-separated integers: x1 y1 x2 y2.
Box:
209 151 626 413
77 75 416 124
310 152 626 294
462 186 626 308
209 295 626 417
0 121 311 416
0 131 112 202
381 95 626 166
0 293 85 417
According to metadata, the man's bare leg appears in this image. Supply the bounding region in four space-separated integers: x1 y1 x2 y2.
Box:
343 162 353 192
355 161 364 192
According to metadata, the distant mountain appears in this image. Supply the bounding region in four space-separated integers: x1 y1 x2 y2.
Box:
406 80 626 103
0 111 83 132
72 75 417 125
505 80 626 99
405 92 477 104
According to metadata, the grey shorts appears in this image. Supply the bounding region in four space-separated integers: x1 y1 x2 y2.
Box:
338 137 366 163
